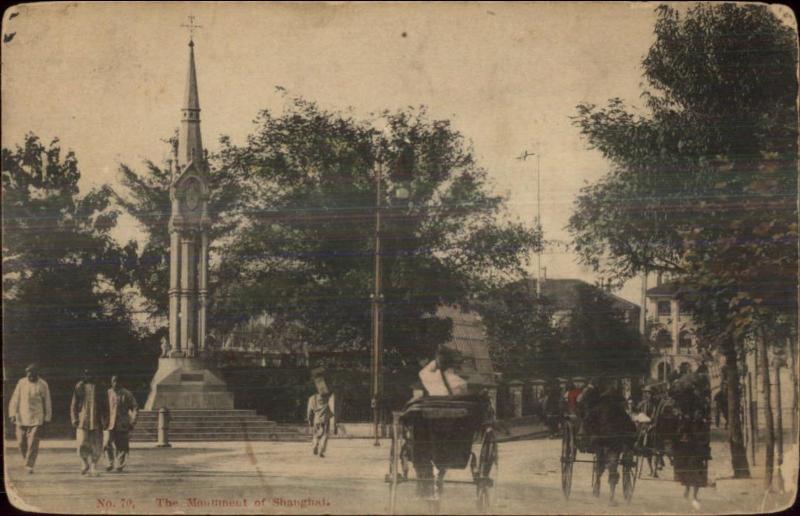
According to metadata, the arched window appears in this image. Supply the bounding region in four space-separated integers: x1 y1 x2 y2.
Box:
655 329 672 348
679 331 693 354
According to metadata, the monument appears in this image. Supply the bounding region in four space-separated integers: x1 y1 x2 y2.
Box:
144 28 233 410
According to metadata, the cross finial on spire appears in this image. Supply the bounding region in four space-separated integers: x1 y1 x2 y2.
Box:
181 15 202 44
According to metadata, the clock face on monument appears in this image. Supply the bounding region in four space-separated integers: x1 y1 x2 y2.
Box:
185 179 201 211
179 177 203 223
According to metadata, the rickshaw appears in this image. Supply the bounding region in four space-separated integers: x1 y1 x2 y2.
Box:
560 408 641 503
385 393 498 514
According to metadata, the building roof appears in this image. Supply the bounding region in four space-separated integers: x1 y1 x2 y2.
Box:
526 278 640 313
646 281 697 298
436 305 497 387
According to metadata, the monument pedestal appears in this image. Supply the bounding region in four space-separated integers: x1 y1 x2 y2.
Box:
144 357 234 410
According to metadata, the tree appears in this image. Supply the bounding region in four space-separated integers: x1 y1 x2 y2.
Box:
479 277 562 380
212 98 541 372
2 134 145 423
560 283 649 381
568 4 797 478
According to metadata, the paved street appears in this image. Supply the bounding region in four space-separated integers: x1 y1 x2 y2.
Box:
4 438 795 514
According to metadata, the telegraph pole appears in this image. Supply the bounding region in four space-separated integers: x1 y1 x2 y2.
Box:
518 148 542 298
371 159 384 446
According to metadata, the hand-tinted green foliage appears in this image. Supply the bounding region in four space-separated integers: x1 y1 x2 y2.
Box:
560 284 649 380
212 98 541 370
569 4 798 339
2 134 147 423
114 99 540 371
478 279 562 380
480 280 649 381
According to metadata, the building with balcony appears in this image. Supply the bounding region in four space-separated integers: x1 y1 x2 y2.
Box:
644 280 705 382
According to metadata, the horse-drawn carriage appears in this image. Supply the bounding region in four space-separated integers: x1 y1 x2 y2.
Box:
385 393 498 514
560 405 641 503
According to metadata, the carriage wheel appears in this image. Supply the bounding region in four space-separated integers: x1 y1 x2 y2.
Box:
622 450 637 503
475 429 498 512
560 421 575 500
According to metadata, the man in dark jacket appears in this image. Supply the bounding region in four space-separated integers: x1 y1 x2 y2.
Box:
104 375 139 472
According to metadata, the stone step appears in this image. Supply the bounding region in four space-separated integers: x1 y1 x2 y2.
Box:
131 435 307 442
131 425 300 434
135 410 259 418
136 417 278 424
130 430 306 441
128 408 306 442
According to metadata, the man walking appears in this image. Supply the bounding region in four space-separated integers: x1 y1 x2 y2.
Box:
307 390 335 458
8 364 52 474
105 374 139 472
71 369 109 477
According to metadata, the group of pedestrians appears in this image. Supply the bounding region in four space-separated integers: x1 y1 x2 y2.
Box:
8 364 139 477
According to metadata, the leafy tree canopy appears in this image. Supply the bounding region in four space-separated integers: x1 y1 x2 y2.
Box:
559 284 648 380
119 98 542 371
569 3 797 340
479 278 562 381
2 134 146 419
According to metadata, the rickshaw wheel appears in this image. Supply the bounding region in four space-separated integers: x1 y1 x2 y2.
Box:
475 429 497 512
560 421 575 500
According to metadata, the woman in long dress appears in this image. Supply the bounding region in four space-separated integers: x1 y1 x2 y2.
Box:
670 367 711 510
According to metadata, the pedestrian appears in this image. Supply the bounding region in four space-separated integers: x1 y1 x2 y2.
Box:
564 380 582 416
71 369 109 477
418 347 468 396
307 390 335 458
104 374 139 472
8 363 52 474
636 385 661 477
670 369 711 510
577 377 601 418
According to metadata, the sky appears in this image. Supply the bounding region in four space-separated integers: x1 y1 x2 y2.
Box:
2 1 667 304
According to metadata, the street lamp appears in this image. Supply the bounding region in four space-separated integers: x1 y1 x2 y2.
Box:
371 136 414 446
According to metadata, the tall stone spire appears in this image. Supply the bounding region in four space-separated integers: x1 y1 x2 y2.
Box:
179 40 203 169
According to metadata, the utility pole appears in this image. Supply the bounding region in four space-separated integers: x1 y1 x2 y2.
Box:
639 270 648 336
371 158 384 447
517 148 542 298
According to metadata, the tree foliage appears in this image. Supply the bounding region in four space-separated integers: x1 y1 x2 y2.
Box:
211 98 541 369
480 280 648 381
569 3 797 339
479 278 562 380
568 3 797 478
560 284 649 380
2 134 146 421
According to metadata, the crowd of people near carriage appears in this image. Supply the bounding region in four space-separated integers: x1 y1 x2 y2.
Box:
534 364 716 508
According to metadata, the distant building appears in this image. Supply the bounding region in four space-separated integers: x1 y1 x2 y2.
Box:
645 280 704 382
526 277 641 330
